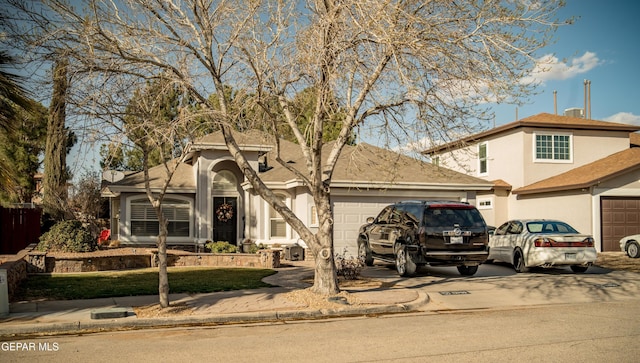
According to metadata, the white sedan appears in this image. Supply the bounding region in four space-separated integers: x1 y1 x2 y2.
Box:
620 234 640 258
488 219 597 273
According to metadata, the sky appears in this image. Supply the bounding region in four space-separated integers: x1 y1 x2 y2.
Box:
67 0 640 179
490 0 640 127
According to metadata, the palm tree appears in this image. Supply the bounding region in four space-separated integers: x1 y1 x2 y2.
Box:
0 51 33 193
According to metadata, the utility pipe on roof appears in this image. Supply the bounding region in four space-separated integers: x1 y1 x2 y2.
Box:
584 79 588 119
588 80 592 119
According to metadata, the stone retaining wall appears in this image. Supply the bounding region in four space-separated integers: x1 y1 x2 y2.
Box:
24 249 281 273
0 258 27 301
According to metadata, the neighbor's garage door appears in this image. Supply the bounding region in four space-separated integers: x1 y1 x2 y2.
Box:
332 196 399 257
601 197 640 251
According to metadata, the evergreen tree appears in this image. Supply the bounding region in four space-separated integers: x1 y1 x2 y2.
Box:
0 51 35 195
0 102 48 205
43 56 71 219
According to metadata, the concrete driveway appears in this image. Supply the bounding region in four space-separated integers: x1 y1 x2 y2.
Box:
360 262 640 312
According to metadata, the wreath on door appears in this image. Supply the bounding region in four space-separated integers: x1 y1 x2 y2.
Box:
216 202 234 223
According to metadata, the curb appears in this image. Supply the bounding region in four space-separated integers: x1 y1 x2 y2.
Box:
0 292 430 339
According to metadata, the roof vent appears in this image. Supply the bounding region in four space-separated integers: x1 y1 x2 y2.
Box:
563 108 584 118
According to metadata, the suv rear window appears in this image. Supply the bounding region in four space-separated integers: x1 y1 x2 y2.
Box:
424 206 485 228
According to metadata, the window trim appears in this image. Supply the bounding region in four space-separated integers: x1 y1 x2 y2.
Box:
477 142 488 176
309 205 318 227
268 193 289 239
477 197 493 210
125 195 193 241
533 132 573 163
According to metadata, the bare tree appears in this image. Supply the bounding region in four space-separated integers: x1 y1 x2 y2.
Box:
122 77 194 308
8 0 567 296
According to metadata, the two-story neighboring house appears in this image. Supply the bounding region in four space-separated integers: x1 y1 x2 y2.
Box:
103 130 493 256
423 113 640 252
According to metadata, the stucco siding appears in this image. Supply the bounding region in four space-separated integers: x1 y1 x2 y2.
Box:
511 191 593 239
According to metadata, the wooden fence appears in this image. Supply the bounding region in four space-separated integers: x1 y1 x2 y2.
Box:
0 207 41 254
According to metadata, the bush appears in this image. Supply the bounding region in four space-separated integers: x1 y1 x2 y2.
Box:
37 220 97 253
335 248 364 280
206 241 238 253
246 242 267 254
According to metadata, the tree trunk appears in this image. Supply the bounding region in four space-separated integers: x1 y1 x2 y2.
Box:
156 208 170 308
310 228 339 295
310 191 339 295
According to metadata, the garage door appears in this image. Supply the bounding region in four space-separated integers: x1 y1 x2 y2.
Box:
601 197 640 251
331 196 399 257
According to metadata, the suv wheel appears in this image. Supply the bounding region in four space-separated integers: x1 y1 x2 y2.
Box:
457 265 478 276
395 245 417 277
358 238 374 266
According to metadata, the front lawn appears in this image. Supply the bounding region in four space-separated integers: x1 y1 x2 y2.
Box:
14 267 276 301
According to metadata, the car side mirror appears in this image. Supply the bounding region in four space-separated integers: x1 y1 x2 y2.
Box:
366 217 374 223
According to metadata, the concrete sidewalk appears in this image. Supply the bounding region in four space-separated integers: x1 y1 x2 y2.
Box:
0 260 428 338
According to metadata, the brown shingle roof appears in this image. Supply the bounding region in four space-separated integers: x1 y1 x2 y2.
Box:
513 148 640 195
110 131 494 192
108 160 196 191
492 179 512 190
424 113 640 155
260 141 492 188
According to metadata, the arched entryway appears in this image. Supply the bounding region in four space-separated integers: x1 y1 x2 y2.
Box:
212 170 240 244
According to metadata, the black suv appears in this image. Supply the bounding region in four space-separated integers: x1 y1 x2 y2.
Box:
357 201 489 276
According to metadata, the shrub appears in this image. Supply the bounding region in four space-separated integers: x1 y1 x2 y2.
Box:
247 242 267 254
206 241 238 253
37 220 97 253
247 243 259 254
335 248 364 280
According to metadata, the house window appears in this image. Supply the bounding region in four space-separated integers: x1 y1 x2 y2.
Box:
478 198 493 210
535 133 572 162
431 156 440 166
310 205 318 227
269 195 287 238
129 197 191 237
213 170 237 192
478 142 488 175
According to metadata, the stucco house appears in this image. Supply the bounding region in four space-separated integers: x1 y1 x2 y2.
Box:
423 112 640 252
102 130 493 256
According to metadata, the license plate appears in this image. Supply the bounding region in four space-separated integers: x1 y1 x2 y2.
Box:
565 253 576 260
450 236 463 244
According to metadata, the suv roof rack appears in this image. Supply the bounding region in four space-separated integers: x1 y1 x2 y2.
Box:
395 200 470 205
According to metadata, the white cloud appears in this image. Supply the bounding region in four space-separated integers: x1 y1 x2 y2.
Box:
604 112 640 126
392 137 435 160
522 51 602 84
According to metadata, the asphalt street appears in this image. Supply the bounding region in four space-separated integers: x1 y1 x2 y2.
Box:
2 300 638 363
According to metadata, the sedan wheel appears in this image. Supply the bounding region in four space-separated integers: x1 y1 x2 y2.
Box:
570 265 589 273
395 245 417 277
626 241 640 259
513 249 528 273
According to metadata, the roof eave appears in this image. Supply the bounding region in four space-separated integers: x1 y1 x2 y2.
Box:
106 186 197 194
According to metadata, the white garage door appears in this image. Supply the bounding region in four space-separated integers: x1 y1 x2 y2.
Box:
331 196 399 257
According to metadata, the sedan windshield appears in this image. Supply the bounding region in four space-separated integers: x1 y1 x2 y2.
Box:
526 221 578 234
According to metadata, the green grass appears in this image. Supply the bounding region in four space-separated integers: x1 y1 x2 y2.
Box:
14 267 276 301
